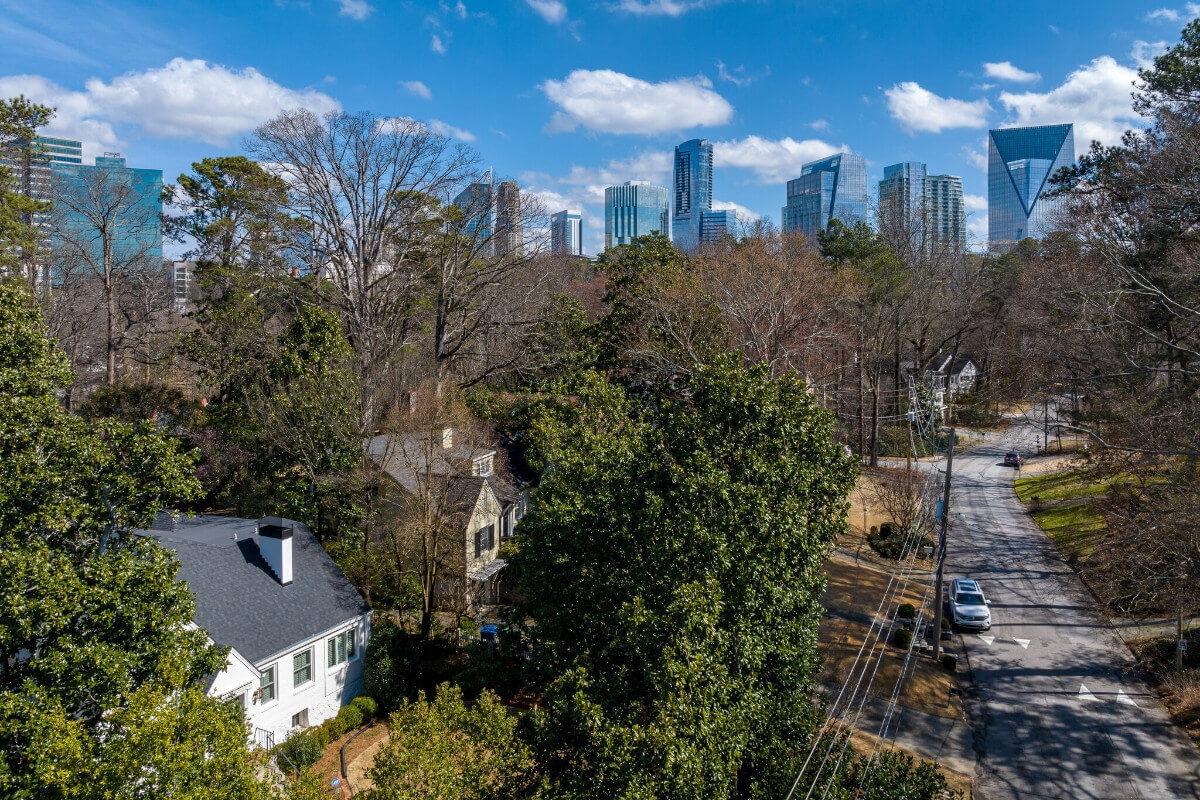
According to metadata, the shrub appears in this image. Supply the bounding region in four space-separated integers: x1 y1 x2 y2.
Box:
892 628 913 649
941 653 958 672
307 725 331 750
322 715 347 740
276 730 324 771
337 704 364 731
897 603 916 620
351 695 378 719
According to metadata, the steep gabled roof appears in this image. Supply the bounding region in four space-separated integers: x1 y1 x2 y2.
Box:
139 514 369 664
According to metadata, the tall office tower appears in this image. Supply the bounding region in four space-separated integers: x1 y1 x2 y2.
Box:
0 136 83 283
453 178 495 251
878 161 928 237
604 180 670 250
699 209 729 245
671 138 714 254
494 180 523 257
879 162 965 250
781 152 868 240
988 123 1074 252
924 174 966 250
550 210 583 256
50 152 163 279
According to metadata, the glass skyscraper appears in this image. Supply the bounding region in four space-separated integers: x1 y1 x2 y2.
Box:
1 136 84 284
987 123 1074 252
781 152 868 240
494 180 523 257
878 162 965 250
604 180 669 250
50 153 163 276
550 210 583 256
699 209 730 245
453 178 495 253
671 138 714 254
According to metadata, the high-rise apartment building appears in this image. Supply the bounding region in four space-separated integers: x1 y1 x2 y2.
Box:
1 136 84 283
987 123 1074 252
924 174 965 250
671 138 714 254
699 209 730 246
494 180 523 257
550 210 583 256
604 180 669 250
878 162 965 250
50 152 163 276
781 152 868 240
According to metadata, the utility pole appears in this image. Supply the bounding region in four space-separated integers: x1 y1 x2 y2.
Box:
932 429 956 661
1043 395 1049 454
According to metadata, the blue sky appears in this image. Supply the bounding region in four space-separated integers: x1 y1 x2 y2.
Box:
0 0 1188 254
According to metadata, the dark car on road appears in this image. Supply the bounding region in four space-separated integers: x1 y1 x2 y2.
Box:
1003 451 1022 468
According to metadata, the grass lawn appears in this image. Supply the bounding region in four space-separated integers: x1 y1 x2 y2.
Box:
1013 469 1120 504
1014 467 1116 559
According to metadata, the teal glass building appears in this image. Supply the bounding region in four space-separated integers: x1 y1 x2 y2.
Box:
671 138 713 253
51 153 163 277
987 123 1074 252
782 152 868 240
604 180 669 250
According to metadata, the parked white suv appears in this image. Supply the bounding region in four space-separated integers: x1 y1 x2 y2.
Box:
950 578 992 631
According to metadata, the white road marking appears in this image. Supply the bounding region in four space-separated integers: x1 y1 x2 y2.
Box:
1117 689 1138 707
979 634 995 645
1079 684 1098 701
1014 638 1031 649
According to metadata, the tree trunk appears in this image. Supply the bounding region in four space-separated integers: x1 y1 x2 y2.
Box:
105 235 116 386
870 379 879 468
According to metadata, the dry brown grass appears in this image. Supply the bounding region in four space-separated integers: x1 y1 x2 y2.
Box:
309 722 390 796
821 556 961 720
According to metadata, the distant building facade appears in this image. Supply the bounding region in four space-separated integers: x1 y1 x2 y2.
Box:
494 180 523 257
987 123 1075 252
699 209 730 245
453 178 495 253
878 162 965 250
604 180 669 250
671 138 714 254
50 152 163 277
782 152 868 240
550 210 583 256
1 136 83 284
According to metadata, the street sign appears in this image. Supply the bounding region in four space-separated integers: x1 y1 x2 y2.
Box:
935 499 945 521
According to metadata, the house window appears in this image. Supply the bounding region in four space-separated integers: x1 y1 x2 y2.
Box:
473 455 493 477
327 629 357 667
291 709 309 729
293 649 312 687
474 523 495 558
260 665 276 703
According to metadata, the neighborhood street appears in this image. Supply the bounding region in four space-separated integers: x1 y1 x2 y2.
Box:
944 419 1200 799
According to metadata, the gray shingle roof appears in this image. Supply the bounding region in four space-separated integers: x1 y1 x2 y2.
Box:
140 513 369 665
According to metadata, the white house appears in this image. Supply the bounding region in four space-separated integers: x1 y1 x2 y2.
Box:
141 513 372 749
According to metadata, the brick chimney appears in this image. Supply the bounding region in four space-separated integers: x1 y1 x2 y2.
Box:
257 517 294 585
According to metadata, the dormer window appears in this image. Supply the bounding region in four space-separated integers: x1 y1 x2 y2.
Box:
473 454 493 477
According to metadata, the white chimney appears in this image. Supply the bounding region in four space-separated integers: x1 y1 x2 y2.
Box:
441 427 454 449
257 517 293 586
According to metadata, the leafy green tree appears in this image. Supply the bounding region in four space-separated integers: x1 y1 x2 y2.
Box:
164 155 299 273
512 360 857 799
0 96 53 284
363 684 536 800
0 279 269 799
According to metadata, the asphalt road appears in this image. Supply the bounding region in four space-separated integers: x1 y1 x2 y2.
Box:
943 421 1200 799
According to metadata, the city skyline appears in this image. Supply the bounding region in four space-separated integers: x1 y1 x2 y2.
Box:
0 1 1163 256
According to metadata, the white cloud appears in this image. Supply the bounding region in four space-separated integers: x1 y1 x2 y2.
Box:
714 135 842 183
427 119 475 141
963 145 988 171
998 55 1142 148
1146 7 1180 21
966 212 988 252
1191 3 1200 18
527 188 580 215
885 82 991 133
338 0 374 20
716 61 768 87
712 199 765 228
452 1 468 18
402 80 432 100
541 69 733 135
0 58 340 152
1132 40 1169 69
809 118 830 132
614 0 724 15
430 34 446 54
525 0 567 23
983 61 1040 83
963 193 986 212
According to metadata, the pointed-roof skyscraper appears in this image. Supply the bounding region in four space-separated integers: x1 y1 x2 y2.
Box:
987 123 1074 252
